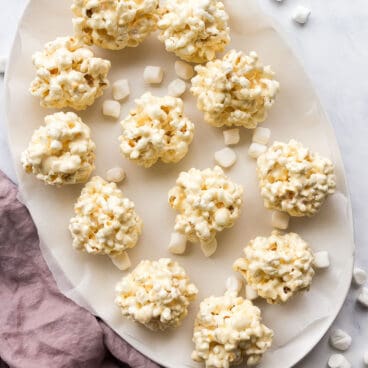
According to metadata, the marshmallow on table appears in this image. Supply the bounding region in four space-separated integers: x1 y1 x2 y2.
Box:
201 238 217 257
245 284 258 301
223 129 240 146
358 287 368 307
353 267 367 286
168 232 187 254
225 275 243 295
143 66 164 84
363 352 368 365
248 142 267 159
292 6 311 24
271 211 289 230
103 100 121 119
113 79 130 101
109 252 131 271
329 329 352 351
174 60 194 80
214 147 237 168
168 79 186 97
252 127 271 145
328 354 351 368
313 251 330 269
0 56 7 74
106 167 126 183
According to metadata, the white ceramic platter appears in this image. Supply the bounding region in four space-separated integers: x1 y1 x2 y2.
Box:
5 0 354 367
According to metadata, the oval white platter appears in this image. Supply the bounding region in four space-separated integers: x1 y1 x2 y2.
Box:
5 0 354 367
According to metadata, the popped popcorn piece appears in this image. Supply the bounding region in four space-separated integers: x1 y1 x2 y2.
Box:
192 292 273 367
328 354 351 368
191 50 280 128
0 55 7 74
330 329 352 351
109 251 131 270
252 127 271 145
103 100 121 119
21 112 95 185
72 0 159 50
69 176 142 255
271 211 290 230
223 129 240 146
168 166 243 253
168 231 187 255
113 79 130 101
115 258 198 330
30 36 110 110
106 167 126 183
225 275 243 295
313 251 330 269
119 92 194 167
201 238 218 257
158 0 230 63
214 147 237 168
357 287 368 307
245 284 258 301
143 66 164 84
168 79 187 97
257 140 336 217
233 231 315 304
353 267 367 286
292 6 311 25
248 142 267 159
363 352 368 365
175 60 194 80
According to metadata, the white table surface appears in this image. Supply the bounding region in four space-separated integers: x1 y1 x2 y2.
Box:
1 1 367 367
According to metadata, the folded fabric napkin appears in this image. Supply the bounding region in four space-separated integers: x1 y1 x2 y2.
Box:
0 171 160 368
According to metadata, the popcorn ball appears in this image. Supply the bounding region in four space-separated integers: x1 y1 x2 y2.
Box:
192 291 273 367
72 0 159 50
119 92 194 168
115 258 198 330
21 112 95 185
30 36 110 110
168 166 243 251
257 140 336 217
69 176 142 255
233 231 315 304
191 50 280 128
158 0 230 63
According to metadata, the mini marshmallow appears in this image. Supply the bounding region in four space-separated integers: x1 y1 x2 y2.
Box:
103 100 121 119
292 6 311 24
252 127 271 145
248 142 267 159
271 211 289 230
106 167 126 183
201 238 217 257
329 329 352 351
363 352 368 365
223 128 240 146
168 232 187 255
313 251 330 269
109 252 131 271
225 275 243 295
0 55 7 74
174 60 194 80
353 267 367 286
214 147 237 168
168 79 186 97
143 66 164 84
245 284 258 301
328 354 351 368
357 287 368 307
113 79 130 101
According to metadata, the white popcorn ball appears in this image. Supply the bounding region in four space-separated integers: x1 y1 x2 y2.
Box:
119 92 194 168
257 140 336 217
225 275 243 295
353 267 367 286
115 258 198 330
69 176 142 255
245 284 259 301
113 79 130 101
71 0 159 50
292 6 311 25
192 292 273 367
158 0 230 63
271 211 290 230
109 251 131 271
223 129 240 146
103 100 121 119
214 147 237 168
21 112 95 185
313 251 330 269
143 66 164 84
252 127 271 145
191 50 280 128
106 167 126 183
168 231 187 255
330 329 352 351
234 231 315 304
30 36 110 110
357 287 368 307
168 166 243 254
175 60 194 80
248 142 267 159
328 354 351 368
0 55 7 74
168 79 187 97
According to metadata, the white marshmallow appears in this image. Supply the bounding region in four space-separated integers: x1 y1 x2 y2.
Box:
313 251 330 269
271 211 289 230
223 129 240 146
168 79 186 97
329 329 352 351
201 238 217 257
214 147 237 168
252 127 271 145
103 100 121 119
248 142 267 159
353 267 367 286
292 6 311 24
357 287 368 307
225 275 243 295
0 55 7 74
174 60 194 80
168 232 187 255
328 354 351 368
109 252 131 271
106 167 126 183
245 284 258 301
143 66 164 84
363 352 368 365
112 79 130 101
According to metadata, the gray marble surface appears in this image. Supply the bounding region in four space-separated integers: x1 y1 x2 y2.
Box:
1 1 367 367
